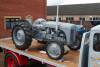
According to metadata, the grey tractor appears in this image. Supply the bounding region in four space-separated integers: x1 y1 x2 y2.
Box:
12 18 82 60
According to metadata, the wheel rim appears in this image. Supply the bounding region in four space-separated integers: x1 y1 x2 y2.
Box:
13 29 25 46
47 43 61 58
6 57 16 67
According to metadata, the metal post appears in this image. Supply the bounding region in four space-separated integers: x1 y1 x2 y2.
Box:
56 5 59 31
80 20 83 25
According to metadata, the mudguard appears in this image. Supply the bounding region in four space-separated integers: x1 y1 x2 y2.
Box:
14 20 32 29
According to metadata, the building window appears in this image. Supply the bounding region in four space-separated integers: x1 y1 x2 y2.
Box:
4 16 21 29
79 17 85 21
66 17 68 21
59 17 61 21
93 17 96 20
90 18 92 20
54 17 56 21
90 17 100 21
66 17 73 21
70 17 73 21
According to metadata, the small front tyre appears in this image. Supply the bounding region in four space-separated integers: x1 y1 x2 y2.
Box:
46 42 64 60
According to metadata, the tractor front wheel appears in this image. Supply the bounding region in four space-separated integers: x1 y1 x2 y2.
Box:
46 42 64 60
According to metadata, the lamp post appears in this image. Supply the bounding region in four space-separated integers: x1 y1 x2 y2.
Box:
56 4 59 31
55 0 63 31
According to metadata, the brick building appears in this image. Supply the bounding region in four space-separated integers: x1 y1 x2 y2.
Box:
0 0 46 38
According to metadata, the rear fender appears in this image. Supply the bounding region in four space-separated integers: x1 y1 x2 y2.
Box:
14 20 32 28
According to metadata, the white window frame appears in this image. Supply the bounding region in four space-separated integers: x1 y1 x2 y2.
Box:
4 16 21 29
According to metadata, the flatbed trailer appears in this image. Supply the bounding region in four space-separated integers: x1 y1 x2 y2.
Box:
0 38 79 67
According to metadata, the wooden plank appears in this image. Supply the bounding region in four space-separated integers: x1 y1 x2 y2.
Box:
0 38 79 67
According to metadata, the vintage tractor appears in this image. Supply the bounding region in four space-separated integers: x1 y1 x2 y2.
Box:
12 18 84 60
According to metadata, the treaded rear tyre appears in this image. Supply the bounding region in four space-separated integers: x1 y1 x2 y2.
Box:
12 25 32 50
68 36 81 50
46 42 64 60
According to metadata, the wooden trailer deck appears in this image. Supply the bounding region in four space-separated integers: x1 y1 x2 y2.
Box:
0 38 79 67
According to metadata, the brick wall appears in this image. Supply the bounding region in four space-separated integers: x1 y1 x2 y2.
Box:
0 0 46 38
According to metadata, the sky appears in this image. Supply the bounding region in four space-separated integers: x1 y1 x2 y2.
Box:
47 0 100 6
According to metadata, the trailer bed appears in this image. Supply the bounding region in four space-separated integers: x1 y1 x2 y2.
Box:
0 38 79 67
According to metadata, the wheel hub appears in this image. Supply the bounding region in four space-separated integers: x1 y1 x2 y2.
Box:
14 29 25 46
17 30 25 41
47 43 61 58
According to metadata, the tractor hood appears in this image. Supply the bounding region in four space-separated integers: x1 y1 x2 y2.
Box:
43 21 76 29
33 18 76 29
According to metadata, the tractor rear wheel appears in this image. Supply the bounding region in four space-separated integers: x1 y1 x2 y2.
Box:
68 36 81 50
